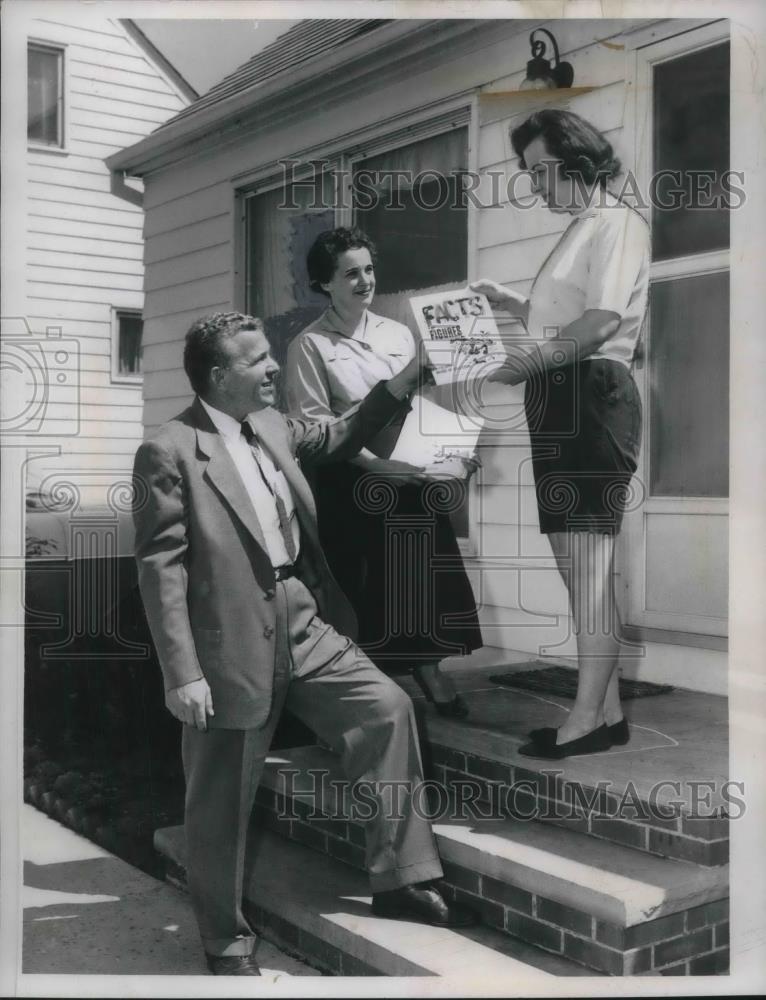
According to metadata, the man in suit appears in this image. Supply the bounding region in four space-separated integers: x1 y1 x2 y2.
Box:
133 311 474 975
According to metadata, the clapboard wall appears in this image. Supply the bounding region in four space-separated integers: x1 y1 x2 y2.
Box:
24 16 190 507
133 18 646 659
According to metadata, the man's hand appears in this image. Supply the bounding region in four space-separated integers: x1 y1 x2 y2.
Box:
360 456 427 485
166 678 214 731
387 340 434 399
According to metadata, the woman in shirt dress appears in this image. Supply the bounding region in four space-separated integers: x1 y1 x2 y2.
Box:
285 226 483 717
472 109 650 759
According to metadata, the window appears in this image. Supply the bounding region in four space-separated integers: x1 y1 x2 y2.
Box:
112 310 143 382
28 43 64 148
243 127 469 326
648 40 730 498
651 42 729 261
352 129 469 294
245 168 335 331
242 121 472 538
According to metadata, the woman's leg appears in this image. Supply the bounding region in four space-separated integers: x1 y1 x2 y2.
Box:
548 530 623 743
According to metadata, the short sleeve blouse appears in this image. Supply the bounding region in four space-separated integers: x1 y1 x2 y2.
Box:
285 308 416 421
527 190 651 368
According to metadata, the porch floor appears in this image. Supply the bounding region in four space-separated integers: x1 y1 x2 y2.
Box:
399 650 729 813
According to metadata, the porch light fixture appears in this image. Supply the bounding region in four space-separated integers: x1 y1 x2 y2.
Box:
520 29 574 90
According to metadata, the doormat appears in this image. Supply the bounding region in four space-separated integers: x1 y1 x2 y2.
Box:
488 663 674 700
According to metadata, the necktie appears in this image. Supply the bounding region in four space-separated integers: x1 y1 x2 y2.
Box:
241 421 298 564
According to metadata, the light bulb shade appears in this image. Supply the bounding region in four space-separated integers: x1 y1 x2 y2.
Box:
521 55 558 89
522 30 575 90
519 76 557 91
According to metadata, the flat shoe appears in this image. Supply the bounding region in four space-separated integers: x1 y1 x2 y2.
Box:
527 725 557 742
607 718 630 745
372 882 477 927
433 694 470 719
518 724 612 759
528 719 630 746
205 953 261 976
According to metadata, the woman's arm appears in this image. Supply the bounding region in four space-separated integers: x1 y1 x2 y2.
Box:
490 309 621 385
469 279 530 325
480 205 650 385
284 334 336 421
285 330 427 482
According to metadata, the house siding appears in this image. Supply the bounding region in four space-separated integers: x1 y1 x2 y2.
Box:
131 18 636 648
128 18 728 685
23 15 189 507
138 19 634 428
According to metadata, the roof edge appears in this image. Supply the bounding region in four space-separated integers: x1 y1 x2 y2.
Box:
107 19 439 176
119 19 200 103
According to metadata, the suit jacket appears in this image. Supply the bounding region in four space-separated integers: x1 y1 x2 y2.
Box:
132 382 406 729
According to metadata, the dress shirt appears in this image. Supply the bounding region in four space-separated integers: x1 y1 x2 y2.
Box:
527 190 651 368
199 397 300 567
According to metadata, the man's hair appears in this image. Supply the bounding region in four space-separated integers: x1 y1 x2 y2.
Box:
183 311 264 396
510 109 621 189
306 226 377 296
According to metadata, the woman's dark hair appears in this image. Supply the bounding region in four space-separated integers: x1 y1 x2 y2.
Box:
307 226 377 296
510 109 621 188
184 311 263 396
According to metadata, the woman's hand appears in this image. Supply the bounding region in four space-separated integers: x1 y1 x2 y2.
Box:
470 279 529 319
422 453 482 482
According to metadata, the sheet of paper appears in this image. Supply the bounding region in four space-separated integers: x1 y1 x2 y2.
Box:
409 286 506 386
389 388 483 466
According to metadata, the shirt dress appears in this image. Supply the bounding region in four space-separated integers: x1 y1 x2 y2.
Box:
285 308 483 671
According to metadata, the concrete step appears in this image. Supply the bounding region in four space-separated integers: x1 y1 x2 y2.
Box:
154 824 590 980
397 661 730 867
256 744 730 976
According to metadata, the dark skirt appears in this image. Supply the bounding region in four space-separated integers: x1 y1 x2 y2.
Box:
313 462 483 674
524 357 643 535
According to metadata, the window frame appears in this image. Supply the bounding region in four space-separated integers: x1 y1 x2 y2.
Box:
233 100 479 550
27 39 68 154
347 124 471 297
618 19 730 641
111 307 144 385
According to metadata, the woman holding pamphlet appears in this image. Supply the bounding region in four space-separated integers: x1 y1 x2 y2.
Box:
471 109 650 759
285 227 483 717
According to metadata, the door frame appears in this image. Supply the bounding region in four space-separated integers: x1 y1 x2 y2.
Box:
618 19 730 641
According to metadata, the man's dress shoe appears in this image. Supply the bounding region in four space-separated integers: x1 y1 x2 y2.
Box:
205 953 261 976
372 882 477 927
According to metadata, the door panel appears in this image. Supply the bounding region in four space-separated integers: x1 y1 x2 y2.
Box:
620 25 730 639
644 512 728 619
648 270 729 498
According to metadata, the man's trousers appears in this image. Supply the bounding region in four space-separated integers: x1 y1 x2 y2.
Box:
181 574 444 957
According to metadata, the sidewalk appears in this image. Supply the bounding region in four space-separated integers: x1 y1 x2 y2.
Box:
21 804 316 978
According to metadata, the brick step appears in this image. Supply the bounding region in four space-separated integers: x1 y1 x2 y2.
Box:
154 825 589 979
398 665 730 868
257 745 729 976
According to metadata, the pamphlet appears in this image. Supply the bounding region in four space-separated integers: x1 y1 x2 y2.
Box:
389 387 483 472
409 286 506 386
